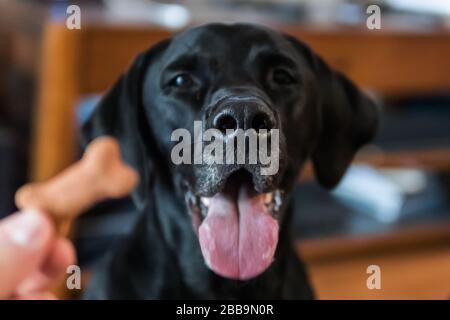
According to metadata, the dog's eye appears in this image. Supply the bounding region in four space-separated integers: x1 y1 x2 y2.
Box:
272 69 296 85
170 74 194 88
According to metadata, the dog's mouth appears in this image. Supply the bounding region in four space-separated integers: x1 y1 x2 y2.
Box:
185 170 284 280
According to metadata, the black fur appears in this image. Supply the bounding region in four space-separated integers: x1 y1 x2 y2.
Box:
81 23 378 299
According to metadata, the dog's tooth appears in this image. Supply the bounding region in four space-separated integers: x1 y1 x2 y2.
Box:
201 197 211 207
201 208 208 218
274 190 282 211
264 192 274 205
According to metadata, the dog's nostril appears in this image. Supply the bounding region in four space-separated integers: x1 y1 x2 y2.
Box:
251 113 273 132
214 114 238 134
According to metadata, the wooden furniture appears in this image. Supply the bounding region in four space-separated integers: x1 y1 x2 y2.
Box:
299 223 450 299
305 244 450 299
32 23 172 182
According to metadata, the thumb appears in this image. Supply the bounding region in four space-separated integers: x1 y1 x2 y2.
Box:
0 209 54 299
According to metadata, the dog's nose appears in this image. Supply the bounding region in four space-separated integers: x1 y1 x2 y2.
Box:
210 99 276 136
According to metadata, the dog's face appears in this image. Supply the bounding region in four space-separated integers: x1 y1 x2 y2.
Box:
83 24 378 281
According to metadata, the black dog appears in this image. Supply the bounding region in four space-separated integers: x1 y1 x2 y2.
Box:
82 23 378 299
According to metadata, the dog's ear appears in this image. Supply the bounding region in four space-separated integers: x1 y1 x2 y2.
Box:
81 39 171 209
286 35 379 189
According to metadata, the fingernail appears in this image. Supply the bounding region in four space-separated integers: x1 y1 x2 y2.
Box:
4 209 49 247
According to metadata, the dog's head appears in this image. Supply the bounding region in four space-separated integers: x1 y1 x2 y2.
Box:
83 23 378 280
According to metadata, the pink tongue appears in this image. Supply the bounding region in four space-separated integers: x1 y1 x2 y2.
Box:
198 184 279 280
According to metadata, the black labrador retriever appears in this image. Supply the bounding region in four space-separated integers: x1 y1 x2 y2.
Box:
82 23 378 299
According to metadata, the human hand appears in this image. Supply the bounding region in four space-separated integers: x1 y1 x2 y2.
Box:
0 209 75 299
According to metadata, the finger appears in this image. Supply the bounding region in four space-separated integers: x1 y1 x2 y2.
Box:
0 209 54 299
16 237 76 295
14 291 58 300
43 236 76 279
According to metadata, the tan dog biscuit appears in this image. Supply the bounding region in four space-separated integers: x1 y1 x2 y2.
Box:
15 136 139 220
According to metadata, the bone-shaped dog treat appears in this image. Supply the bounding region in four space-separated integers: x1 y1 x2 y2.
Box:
15 136 139 220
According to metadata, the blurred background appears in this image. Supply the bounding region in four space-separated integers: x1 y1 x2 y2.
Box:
1 0 450 299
